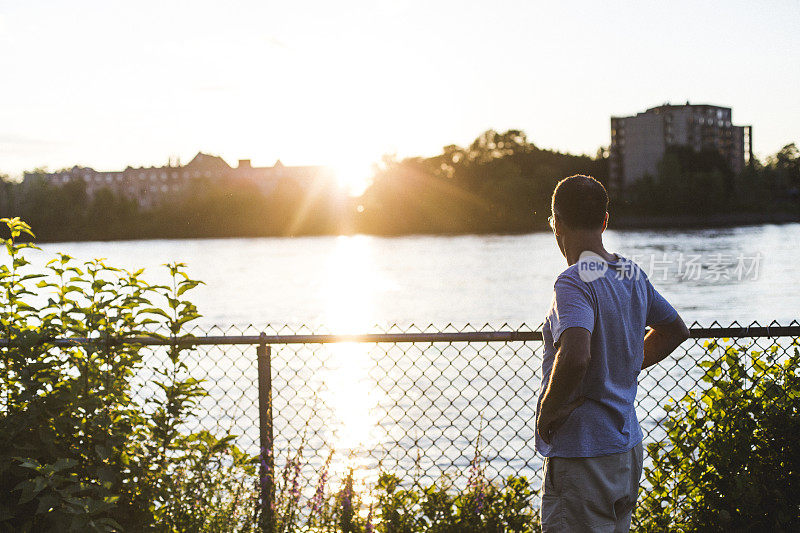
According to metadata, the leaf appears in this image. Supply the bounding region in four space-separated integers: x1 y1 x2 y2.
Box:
17 477 47 504
16 458 42 470
53 458 78 471
176 280 202 296
140 307 171 319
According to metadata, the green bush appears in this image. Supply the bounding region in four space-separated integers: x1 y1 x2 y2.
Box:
0 217 258 532
0 217 541 533
373 472 537 533
636 339 800 531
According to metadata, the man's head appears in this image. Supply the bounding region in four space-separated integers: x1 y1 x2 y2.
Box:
549 175 609 256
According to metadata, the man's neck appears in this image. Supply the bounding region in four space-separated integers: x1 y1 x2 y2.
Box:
563 233 616 266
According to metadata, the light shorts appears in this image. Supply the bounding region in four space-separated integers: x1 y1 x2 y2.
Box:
540 442 644 532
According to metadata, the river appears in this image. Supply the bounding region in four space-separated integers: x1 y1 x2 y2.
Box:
37 223 800 328
31 223 800 490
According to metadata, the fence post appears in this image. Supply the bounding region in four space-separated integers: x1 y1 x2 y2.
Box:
257 334 275 533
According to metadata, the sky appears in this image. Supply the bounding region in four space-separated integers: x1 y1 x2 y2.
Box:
1 0 799 179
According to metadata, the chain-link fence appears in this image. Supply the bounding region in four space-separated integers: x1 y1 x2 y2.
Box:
73 321 800 526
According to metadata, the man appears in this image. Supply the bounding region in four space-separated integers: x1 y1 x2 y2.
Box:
535 175 689 532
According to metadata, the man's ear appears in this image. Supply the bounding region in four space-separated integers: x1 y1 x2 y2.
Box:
601 212 609 232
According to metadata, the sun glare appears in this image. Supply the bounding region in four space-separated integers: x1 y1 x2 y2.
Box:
320 236 383 487
333 159 374 197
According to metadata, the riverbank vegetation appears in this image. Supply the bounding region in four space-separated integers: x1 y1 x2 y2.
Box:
635 339 800 531
0 217 541 532
0 217 259 531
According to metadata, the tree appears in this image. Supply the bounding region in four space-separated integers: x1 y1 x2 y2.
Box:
769 143 800 193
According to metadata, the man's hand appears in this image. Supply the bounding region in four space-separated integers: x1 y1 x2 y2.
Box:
537 396 585 444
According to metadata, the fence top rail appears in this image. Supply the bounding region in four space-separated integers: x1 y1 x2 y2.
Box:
0 325 798 347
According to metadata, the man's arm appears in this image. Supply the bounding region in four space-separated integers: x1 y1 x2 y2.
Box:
642 314 690 370
537 327 591 444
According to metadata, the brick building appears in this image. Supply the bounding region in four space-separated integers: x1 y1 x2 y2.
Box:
24 152 335 206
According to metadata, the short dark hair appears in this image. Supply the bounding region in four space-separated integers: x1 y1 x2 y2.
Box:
551 175 609 229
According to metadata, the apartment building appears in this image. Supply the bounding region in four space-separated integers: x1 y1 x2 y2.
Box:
609 102 753 191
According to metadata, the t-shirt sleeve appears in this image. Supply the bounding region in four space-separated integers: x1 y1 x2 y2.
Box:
550 275 595 346
645 277 678 326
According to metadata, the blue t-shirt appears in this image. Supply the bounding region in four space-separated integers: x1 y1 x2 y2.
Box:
535 253 677 458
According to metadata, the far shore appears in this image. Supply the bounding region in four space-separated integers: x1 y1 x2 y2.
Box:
19 211 799 244
609 211 800 230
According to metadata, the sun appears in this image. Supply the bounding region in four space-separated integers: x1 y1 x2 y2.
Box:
333 158 374 197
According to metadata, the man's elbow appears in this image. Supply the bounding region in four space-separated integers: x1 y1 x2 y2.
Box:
653 315 690 345
675 316 690 343
679 322 690 342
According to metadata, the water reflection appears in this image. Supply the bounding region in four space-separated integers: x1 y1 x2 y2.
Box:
320 236 383 487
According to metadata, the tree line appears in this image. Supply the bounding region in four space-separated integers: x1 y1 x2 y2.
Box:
1 130 798 241
0 173 352 241
621 143 800 217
